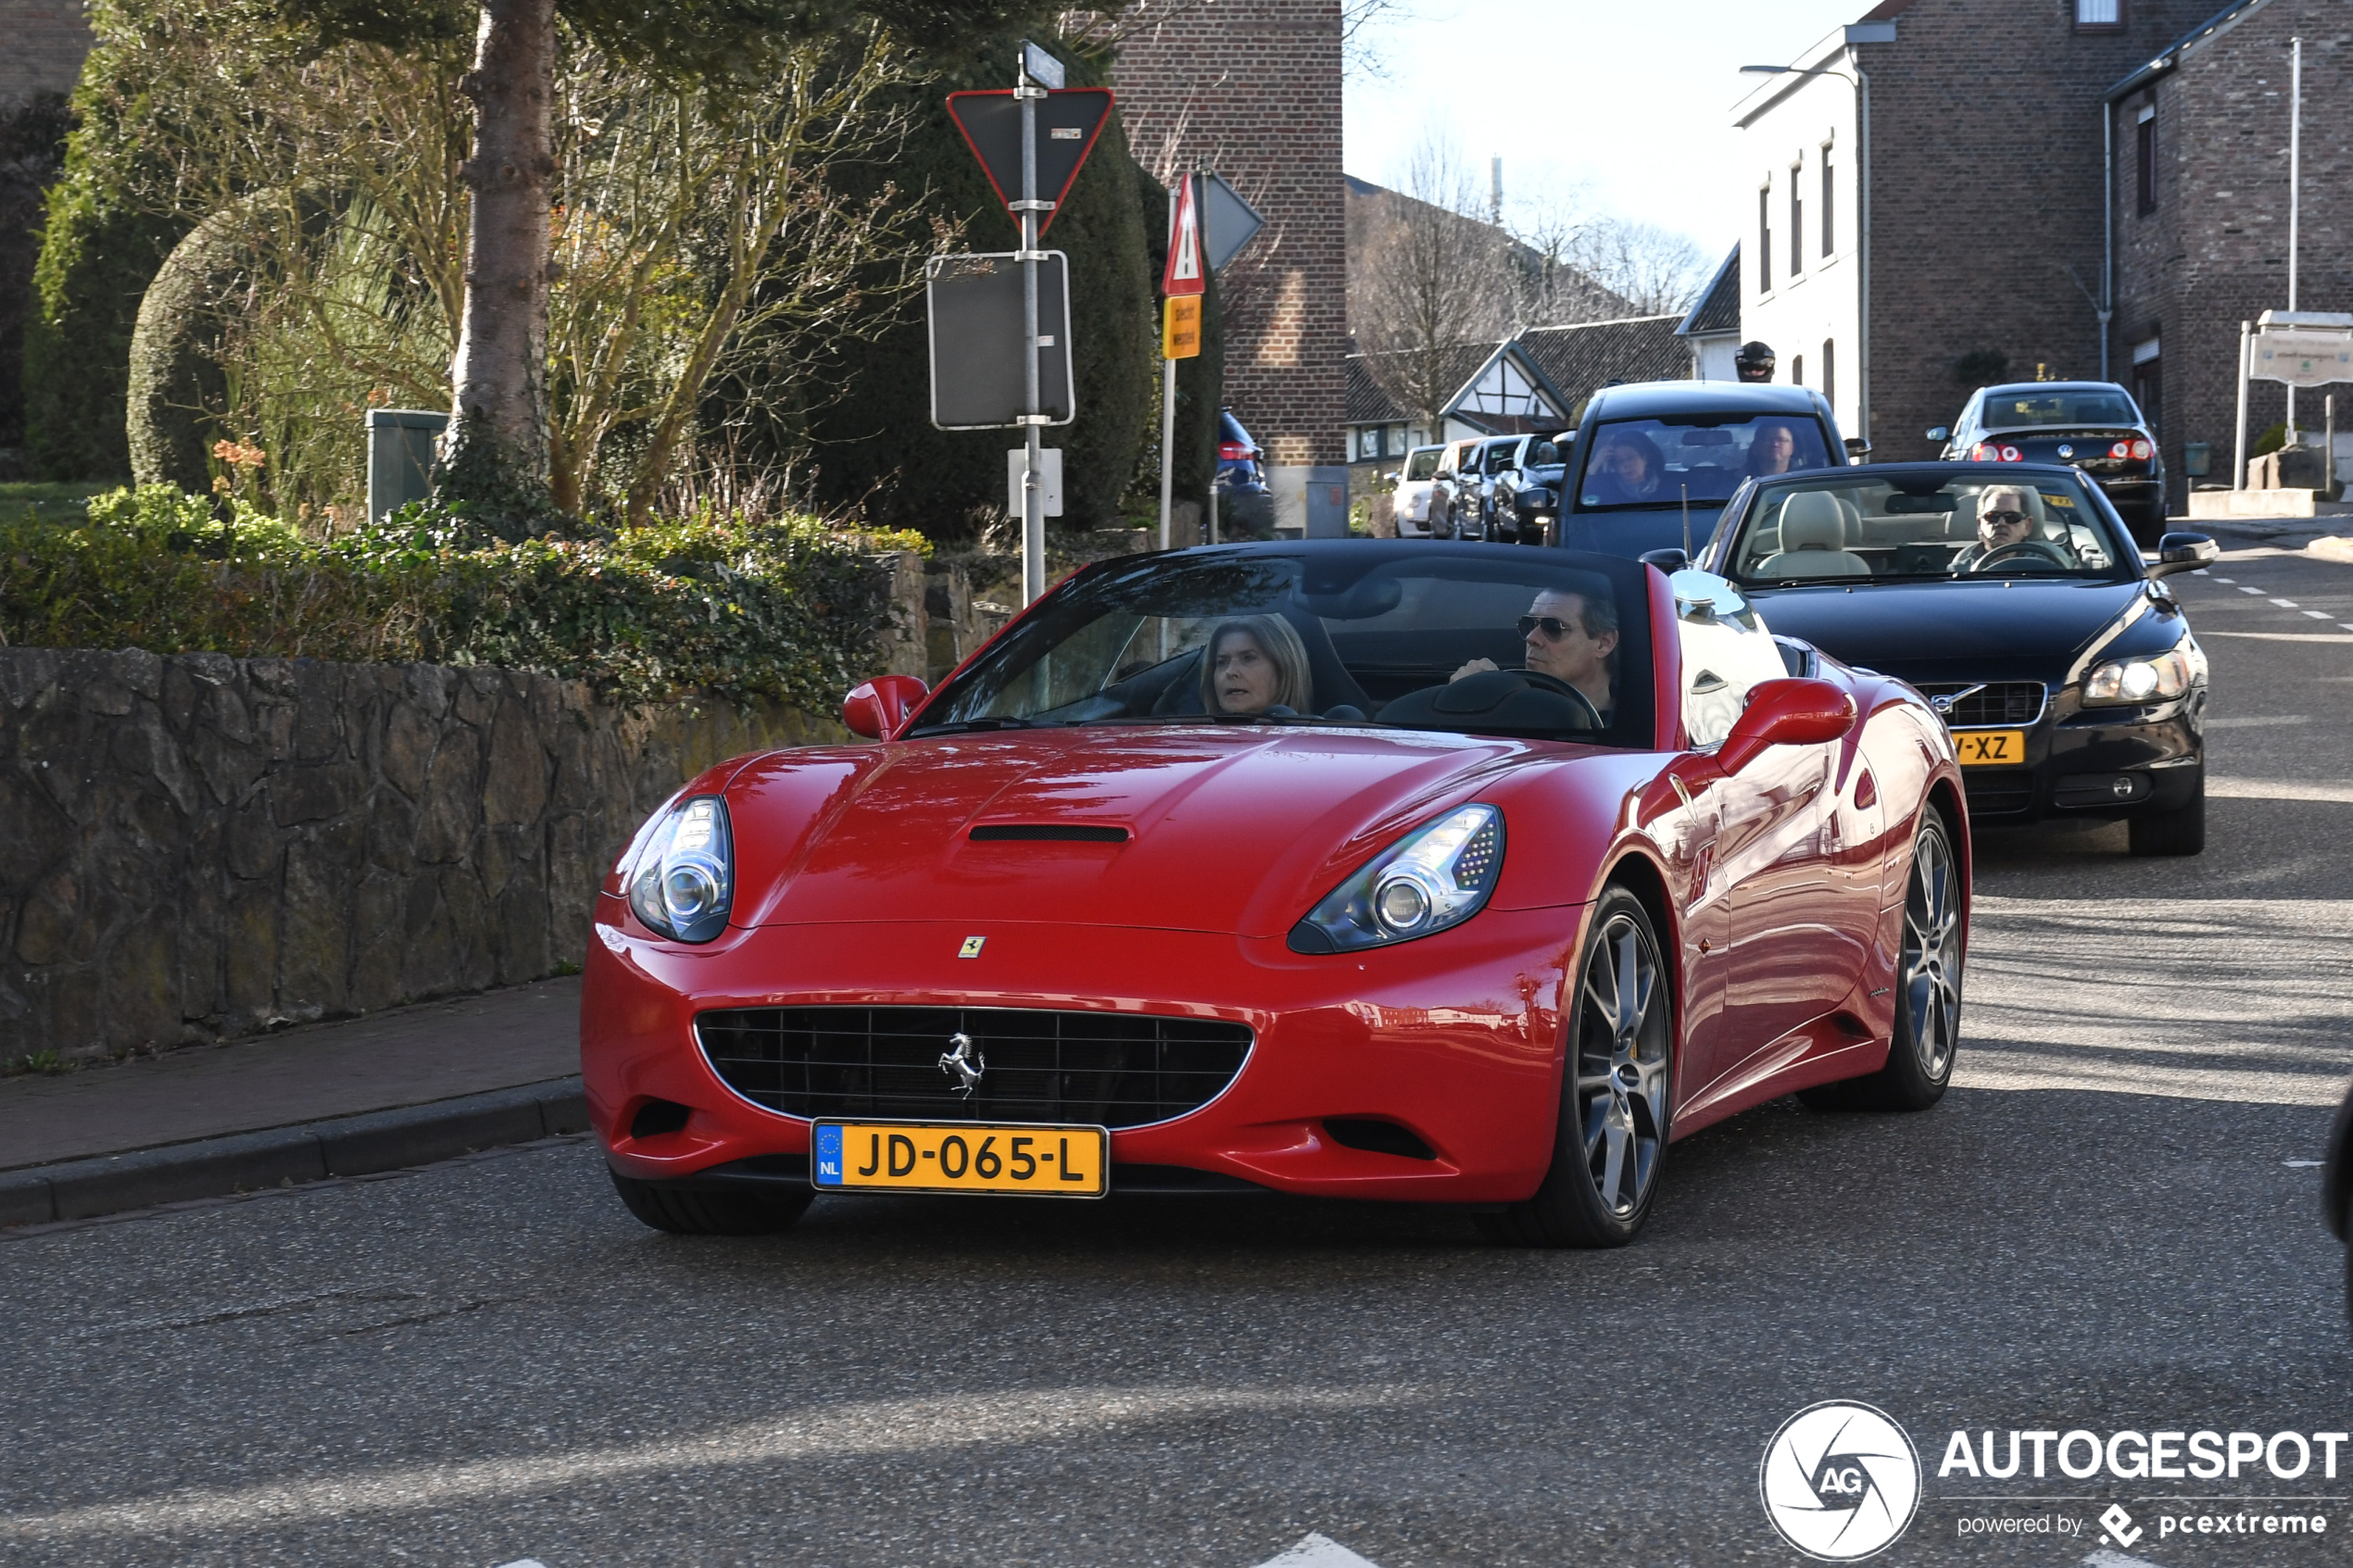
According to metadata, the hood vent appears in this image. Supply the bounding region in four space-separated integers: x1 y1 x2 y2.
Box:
968 823 1131 843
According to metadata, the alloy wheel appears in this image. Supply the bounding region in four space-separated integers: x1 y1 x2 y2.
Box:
1901 825 1963 1080
1573 911 1669 1218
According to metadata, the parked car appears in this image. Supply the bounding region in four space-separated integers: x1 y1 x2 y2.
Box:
1507 432 1574 543
586 539 1969 1248
1390 445 1444 537
1424 437 1485 539
1553 382 1851 560
1463 433 1567 544
1696 460 2217 855
1215 408 1275 537
1930 382 2167 545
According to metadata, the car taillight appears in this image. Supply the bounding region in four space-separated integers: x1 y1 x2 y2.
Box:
1969 442 2024 463
2129 439 2153 460
2108 442 2131 458
1218 442 1250 460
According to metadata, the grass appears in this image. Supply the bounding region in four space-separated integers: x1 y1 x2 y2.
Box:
0 481 120 509
4 1049 73 1077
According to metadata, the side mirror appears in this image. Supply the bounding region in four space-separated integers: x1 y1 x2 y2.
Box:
1640 547 1691 575
2147 531 2220 579
841 673 929 740
1716 677 1857 774
1925 426 1951 444
1843 436 1873 464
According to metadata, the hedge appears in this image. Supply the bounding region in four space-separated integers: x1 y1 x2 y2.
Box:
0 486 924 709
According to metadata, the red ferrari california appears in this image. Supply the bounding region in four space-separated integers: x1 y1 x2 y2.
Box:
583 542 1969 1247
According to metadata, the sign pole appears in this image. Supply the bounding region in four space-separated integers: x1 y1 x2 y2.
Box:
2234 319 2252 492
1017 63 1045 605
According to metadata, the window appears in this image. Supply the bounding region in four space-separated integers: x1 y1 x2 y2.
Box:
1822 339 1836 406
1793 354 1805 388
2076 0 2121 29
1758 186 1772 292
2135 104 2158 215
1821 150 1835 256
1575 416 1834 509
1790 166 1804 276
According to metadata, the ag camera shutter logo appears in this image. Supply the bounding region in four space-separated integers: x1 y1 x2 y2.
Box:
1759 1400 1923 1561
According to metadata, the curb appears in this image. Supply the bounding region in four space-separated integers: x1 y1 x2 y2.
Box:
0 1078 589 1229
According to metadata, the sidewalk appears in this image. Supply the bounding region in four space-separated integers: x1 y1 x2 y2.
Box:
0 978 588 1229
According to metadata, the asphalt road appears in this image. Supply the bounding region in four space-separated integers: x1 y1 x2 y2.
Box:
5 546 2350 1568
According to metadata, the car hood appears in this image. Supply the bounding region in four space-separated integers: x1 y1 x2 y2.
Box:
1747 577 2155 684
722 727 1580 939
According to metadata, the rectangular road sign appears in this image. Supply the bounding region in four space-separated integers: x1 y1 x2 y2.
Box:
927 252 1074 429
1008 447 1063 516
1163 295 1202 359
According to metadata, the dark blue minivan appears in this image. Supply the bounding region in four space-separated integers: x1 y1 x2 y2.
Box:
1551 382 1851 560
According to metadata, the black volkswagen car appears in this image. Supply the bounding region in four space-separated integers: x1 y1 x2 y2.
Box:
1694 462 2217 855
1931 382 2167 544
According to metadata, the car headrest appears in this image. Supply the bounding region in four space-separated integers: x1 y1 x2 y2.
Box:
1780 491 1848 551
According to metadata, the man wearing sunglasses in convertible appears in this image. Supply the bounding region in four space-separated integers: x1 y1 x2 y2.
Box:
1451 588 1620 722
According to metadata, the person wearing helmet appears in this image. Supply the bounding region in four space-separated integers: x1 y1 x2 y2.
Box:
1734 341 1777 383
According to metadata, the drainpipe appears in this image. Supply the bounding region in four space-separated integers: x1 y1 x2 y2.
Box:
1856 50 1871 446
2100 102 2113 382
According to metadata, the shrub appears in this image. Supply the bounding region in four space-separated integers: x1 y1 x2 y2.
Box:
0 486 925 709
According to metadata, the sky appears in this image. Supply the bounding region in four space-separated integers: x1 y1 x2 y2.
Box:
1342 0 1868 258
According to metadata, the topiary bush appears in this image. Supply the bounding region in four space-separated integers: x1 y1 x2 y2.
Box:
1 486 925 709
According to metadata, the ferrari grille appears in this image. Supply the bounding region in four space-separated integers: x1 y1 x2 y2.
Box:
695 1007 1252 1129
1916 682 2047 727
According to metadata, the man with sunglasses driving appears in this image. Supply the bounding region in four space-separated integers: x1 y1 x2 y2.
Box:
1953 484 2062 572
1450 589 1620 721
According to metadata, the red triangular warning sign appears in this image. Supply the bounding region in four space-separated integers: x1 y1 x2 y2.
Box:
1164 174 1204 297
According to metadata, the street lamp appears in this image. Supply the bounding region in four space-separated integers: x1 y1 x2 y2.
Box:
1739 59 1872 447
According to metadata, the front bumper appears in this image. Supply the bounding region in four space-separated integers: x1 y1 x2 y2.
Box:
1955 692 2203 824
583 903 1590 1204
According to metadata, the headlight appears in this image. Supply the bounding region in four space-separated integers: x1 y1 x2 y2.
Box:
2082 643 2201 705
1288 805 1504 954
624 795 735 942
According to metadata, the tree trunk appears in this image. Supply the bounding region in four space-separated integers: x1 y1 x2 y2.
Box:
441 0 556 521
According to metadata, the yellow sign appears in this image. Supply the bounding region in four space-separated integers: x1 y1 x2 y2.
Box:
1163 294 1202 360
1954 730 2025 766
813 1120 1109 1198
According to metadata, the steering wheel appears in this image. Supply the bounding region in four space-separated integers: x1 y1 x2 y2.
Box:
1969 538 2076 571
1514 670 1604 729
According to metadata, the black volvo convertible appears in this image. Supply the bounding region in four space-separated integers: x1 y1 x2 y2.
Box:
1687 462 2216 856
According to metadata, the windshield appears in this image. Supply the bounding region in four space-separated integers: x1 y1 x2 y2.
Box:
916 549 1654 747
1576 415 1833 509
1724 471 2133 583
1979 388 2141 429
1404 448 1440 481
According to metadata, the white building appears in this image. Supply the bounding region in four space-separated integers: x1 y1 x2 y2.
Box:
1730 19 1895 443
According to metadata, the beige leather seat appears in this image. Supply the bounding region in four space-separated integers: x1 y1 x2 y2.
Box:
1755 491 1870 578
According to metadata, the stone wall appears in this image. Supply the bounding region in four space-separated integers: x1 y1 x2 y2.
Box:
0 647 845 1064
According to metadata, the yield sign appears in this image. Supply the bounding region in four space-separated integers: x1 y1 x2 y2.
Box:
1164 172 1203 297
946 88 1115 238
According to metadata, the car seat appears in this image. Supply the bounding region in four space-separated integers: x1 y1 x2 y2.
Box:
1753 491 1870 578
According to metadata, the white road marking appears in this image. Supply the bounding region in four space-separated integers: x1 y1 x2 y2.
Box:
2271 597 2301 608
2304 609 2334 619
2238 584 2267 594
2286 1160 2324 1168
0 1384 1425 1542
2211 576 2235 583
2340 623 2353 633
492 1561 549 1567
2082 1552 2169 1568
1253 1535 1385 1568
2208 777 2353 803
2203 631 2353 644
2202 714 2309 728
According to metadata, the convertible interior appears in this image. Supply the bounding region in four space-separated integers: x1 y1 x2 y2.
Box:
1732 479 2121 582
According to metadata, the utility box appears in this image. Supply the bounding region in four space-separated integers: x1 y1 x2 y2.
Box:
367 408 447 521
1267 465 1353 539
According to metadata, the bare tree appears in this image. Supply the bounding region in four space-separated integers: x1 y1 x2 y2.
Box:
1353 140 1514 432
1498 172 1637 328
1570 218 1711 317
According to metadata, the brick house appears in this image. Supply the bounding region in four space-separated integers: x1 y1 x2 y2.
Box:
1736 0 2343 508
2108 0 2353 499
1111 0 1347 470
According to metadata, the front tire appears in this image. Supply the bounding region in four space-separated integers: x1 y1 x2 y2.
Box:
1803 804 1963 1112
1481 887 1672 1248
2128 779 2206 857
610 1170 812 1236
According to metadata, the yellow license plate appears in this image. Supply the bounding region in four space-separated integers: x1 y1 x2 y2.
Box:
1954 729 2026 766
812 1121 1109 1198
